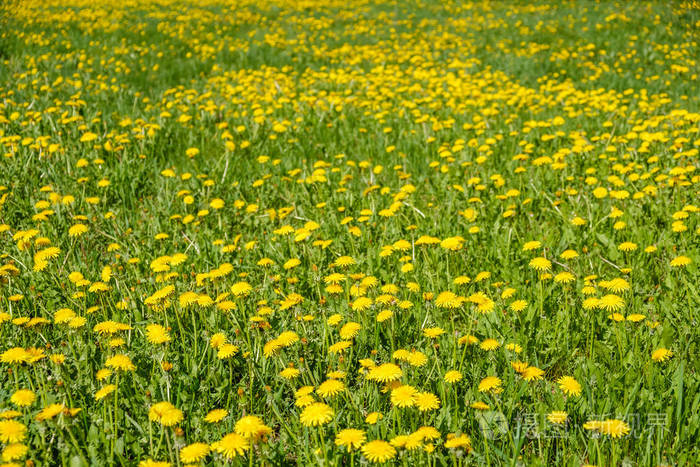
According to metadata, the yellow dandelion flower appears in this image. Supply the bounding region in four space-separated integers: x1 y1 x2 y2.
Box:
317 379 346 398
145 324 171 344
529 257 551 271
335 428 366 450
415 392 440 412
444 370 463 383
95 384 117 401
10 390 35 408
211 433 249 459
299 403 334 427
478 376 502 393
366 363 403 383
361 440 396 463
0 420 27 443
557 376 582 396
670 255 691 267
651 348 673 362
105 354 136 371
235 416 272 439
179 443 209 464
547 411 568 424
204 409 228 423
390 385 417 408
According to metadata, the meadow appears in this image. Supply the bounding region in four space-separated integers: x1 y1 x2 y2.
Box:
0 0 699 465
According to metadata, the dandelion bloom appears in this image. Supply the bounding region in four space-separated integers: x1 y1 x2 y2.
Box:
583 420 601 431
547 411 568 424
521 366 545 381
277 331 299 347
618 242 637 252
366 363 402 383
390 385 418 408
1 443 28 461
231 281 253 296
554 272 575 283
280 367 301 379
210 333 226 349
0 347 30 364
397 433 422 449
480 339 500 351
299 402 334 427
416 426 441 441
407 351 427 367
339 322 362 339
317 379 346 398
444 433 471 451
598 294 624 311
390 434 409 448
435 291 460 308
458 335 479 346
54 308 76 324
478 376 502 393
352 297 373 312
95 385 117 401
179 443 210 463
335 428 366 450
10 390 35 407
506 343 522 353
68 223 89 237
93 320 132 335
90 366 110 380
204 409 228 423
365 412 383 424
609 313 624 322
529 257 551 271
560 249 578 259
145 324 171 344
211 433 249 459
149 402 183 427
35 404 65 422
217 344 239 359
522 240 541 251
454 275 471 285
328 340 353 354
0 420 27 443
376 310 393 322
557 376 582 396
651 348 673 362
361 440 397 463
585 419 630 438
333 256 356 267
235 416 272 439
444 370 463 383
105 354 136 371
423 327 445 338
415 392 441 412
670 255 691 267
440 236 464 251
210 198 225 209
324 273 346 284
295 395 314 408
139 459 171 467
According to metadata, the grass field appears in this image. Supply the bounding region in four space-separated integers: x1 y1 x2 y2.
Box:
0 0 699 465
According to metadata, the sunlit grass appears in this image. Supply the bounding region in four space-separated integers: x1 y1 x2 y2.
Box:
0 0 698 465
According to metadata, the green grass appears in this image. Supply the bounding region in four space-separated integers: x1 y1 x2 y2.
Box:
0 0 698 465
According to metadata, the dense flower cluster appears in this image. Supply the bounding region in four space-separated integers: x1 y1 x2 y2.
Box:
0 0 697 465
